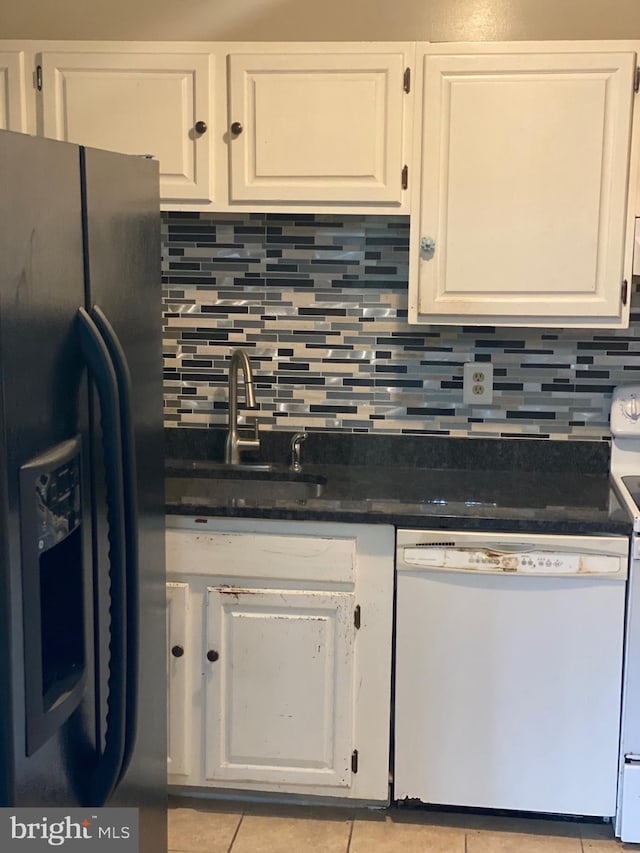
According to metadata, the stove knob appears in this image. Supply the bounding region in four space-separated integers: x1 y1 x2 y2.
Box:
622 396 640 420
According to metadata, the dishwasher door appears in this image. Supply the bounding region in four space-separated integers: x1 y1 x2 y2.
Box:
394 529 628 817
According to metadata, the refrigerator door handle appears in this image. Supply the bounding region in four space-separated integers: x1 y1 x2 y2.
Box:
89 305 139 785
77 307 127 806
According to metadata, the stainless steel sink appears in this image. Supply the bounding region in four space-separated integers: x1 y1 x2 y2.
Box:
181 461 276 474
166 473 325 505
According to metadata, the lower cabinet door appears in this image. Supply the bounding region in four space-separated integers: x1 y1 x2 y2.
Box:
166 582 191 779
204 586 355 789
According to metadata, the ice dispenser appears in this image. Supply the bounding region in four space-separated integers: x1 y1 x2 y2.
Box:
19 436 86 755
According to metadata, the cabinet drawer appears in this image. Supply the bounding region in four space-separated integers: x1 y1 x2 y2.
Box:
166 527 355 585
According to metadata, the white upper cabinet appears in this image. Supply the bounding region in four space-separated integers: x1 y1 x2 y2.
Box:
38 48 213 203
0 50 27 132
227 47 411 208
409 44 639 328
26 41 411 213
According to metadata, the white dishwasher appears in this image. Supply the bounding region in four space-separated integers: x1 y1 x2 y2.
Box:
394 529 628 817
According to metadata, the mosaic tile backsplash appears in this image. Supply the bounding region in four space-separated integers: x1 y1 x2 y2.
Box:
162 212 640 440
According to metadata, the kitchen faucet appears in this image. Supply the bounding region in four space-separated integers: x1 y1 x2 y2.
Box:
224 348 260 464
290 432 307 472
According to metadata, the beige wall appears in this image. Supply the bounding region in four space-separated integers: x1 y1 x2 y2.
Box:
2 0 640 42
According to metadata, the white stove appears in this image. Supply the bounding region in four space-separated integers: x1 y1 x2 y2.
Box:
610 384 640 842
611 384 640 528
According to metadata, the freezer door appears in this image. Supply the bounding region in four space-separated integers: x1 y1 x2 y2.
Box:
0 130 95 805
81 146 166 851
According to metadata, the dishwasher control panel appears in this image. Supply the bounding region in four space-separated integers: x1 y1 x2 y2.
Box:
401 546 623 574
397 530 629 578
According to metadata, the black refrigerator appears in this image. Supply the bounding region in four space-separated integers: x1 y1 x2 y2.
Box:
0 130 167 851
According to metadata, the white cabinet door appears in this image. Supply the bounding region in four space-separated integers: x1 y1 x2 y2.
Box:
166 582 191 779
227 51 407 206
409 46 637 328
39 51 213 202
0 51 26 131
204 586 355 788
634 218 640 275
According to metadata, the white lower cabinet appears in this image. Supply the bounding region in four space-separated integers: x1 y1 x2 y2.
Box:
165 517 394 803
166 582 191 778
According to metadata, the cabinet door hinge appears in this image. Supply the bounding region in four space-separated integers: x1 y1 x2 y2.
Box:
635 67 640 93
401 165 408 191
403 67 411 93
354 604 361 630
36 64 42 92
351 749 359 773
622 279 629 306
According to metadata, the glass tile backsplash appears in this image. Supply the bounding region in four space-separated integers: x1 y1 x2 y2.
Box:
162 212 640 440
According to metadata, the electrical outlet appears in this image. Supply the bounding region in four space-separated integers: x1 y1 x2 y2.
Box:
463 362 494 405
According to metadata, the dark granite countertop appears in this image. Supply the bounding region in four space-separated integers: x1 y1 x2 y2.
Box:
164 429 633 536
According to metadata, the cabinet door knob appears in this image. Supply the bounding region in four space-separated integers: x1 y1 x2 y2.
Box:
230 121 243 136
194 120 207 134
171 645 185 658
420 236 436 256
207 649 220 662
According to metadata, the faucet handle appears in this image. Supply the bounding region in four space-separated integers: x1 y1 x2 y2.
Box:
238 416 260 439
237 416 260 451
290 432 307 472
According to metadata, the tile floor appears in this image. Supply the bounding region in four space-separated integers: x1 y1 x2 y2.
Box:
168 797 640 853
